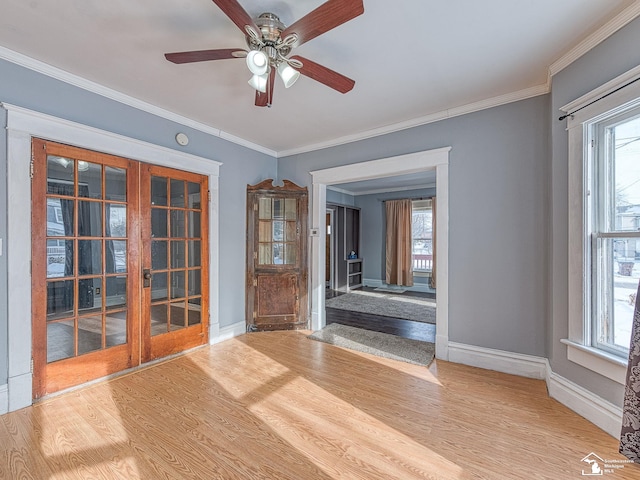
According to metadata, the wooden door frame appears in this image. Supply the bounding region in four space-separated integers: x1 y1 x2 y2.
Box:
4 103 220 411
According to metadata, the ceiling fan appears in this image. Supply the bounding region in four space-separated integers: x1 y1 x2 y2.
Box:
165 0 364 107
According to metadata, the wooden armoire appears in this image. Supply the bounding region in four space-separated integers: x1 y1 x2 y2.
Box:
246 179 308 331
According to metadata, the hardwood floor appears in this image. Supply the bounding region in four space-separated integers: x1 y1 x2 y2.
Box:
1 331 636 479
326 308 436 343
326 287 436 342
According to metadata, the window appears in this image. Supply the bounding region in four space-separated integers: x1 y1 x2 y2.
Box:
588 109 640 357
412 199 432 272
564 67 640 383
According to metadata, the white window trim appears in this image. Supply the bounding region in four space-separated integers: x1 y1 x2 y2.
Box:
564 65 640 384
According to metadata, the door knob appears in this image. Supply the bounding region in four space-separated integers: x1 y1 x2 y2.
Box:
143 269 152 287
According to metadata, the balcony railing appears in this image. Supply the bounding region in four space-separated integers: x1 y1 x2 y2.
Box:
412 253 432 271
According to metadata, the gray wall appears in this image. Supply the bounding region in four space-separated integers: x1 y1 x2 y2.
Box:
549 16 640 405
326 188 355 206
2 14 639 409
355 188 435 283
0 59 277 386
278 95 549 357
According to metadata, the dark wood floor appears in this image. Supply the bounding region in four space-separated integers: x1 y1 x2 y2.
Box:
325 287 436 343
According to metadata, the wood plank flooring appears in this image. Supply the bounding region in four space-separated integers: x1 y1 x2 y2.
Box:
326 288 436 342
1 331 637 479
326 308 436 343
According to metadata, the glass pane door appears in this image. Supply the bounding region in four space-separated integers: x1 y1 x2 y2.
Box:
141 165 209 362
32 139 139 398
45 159 130 361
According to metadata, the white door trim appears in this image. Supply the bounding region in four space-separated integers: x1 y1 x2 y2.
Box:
309 147 451 359
2 103 221 412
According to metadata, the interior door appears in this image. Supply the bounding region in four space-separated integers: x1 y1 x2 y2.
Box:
31 139 141 398
32 140 210 398
246 179 308 331
140 165 209 362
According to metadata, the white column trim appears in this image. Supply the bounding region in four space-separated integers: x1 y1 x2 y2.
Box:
6 128 33 411
2 103 221 412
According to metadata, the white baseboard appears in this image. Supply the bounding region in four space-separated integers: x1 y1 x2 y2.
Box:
212 321 246 344
0 383 8 415
447 341 623 438
448 342 548 379
435 334 449 361
547 370 622 438
8 372 32 412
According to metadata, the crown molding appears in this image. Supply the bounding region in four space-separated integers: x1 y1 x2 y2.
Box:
0 46 277 157
328 183 435 197
549 2 640 77
3 0 638 160
277 83 549 157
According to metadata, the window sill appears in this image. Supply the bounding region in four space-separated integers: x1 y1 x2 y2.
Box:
413 271 431 277
561 339 628 385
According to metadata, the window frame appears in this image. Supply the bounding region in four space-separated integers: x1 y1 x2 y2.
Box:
564 66 640 384
588 108 640 357
411 199 432 274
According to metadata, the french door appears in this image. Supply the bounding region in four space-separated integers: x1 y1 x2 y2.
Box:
31 139 209 398
140 164 209 362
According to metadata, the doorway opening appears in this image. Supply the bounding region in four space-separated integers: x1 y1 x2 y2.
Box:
309 147 450 360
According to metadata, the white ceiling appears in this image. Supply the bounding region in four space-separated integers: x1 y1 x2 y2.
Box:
0 0 637 156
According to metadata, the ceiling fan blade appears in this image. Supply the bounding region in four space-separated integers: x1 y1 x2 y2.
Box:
281 0 364 47
255 69 276 107
211 0 260 35
291 56 355 94
165 48 245 64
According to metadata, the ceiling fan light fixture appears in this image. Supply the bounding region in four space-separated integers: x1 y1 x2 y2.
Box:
277 63 300 88
246 50 268 75
248 73 269 93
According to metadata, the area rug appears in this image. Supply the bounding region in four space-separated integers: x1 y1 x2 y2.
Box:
308 323 435 366
325 290 436 324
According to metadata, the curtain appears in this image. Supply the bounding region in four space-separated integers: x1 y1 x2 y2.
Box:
431 197 437 289
385 199 413 287
620 280 640 462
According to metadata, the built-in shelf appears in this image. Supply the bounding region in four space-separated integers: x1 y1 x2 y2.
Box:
327 204 362 292
347 258 363 290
